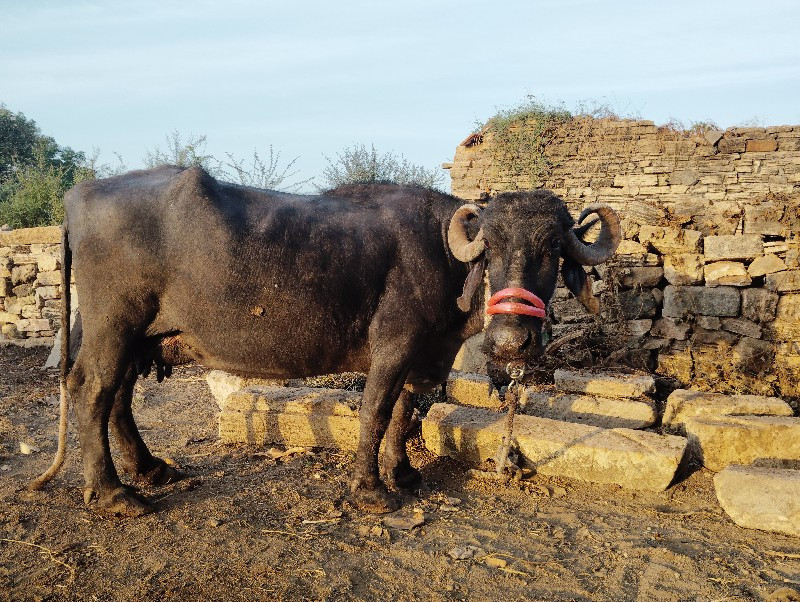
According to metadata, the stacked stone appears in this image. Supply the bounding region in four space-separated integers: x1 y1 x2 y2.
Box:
0 226 64 343
448 117 800 398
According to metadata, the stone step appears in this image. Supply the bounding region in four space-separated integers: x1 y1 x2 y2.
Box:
422 403 687 492
527 393 658 430
663 389 794 431
446 373 501 409
206 370 287 409
685 415 800 471
714 465 800 537
218 385 361 449
553 369 655 399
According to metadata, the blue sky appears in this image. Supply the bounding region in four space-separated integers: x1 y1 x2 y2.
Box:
2 0 799 191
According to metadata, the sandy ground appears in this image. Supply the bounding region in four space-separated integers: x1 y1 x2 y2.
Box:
1 345 800 601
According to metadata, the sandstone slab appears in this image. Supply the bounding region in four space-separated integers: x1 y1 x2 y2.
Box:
741 288 779 322
748 254 786 277
704 234 763 262
206 370 288 410
526 393 657 429
553 369 655 398
422 403 686 491
685 415 800 471
720 317 761 338
764 294 800 341
219 385 361 448
650 317 690 340
704 261 751 287
714 465 800 537
663 389 793 430
663 254 704 286
446 373 501 409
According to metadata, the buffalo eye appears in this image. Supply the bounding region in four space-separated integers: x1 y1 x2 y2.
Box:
550 238 561 252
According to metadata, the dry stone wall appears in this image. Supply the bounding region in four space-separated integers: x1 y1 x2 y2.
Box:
0 226 65 345
447 118 800 398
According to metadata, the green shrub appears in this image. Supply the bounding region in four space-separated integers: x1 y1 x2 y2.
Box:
321 144 445 190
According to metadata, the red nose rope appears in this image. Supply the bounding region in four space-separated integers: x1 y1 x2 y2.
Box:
486 287 546 318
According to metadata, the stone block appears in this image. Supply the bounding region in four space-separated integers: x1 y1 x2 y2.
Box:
35 286 59 305
1 323 21 338
35 271 61 286
663 285 740 318
744 205 786 237
664 254 704 285
206 371 288 410
219 385 361 448
10 264 36 285
422 403 686 491
0 226 60 246
763 294 800 341
638 226 702 254
704 234 763 261
741 288 779 322
619 266 663 287
553 369 655 398
36 254 59 272
650 317 690 340
16 318 50 332
11 283 34 297
527 393 657 429
745 138 778 152
766 270 800 293
0 311 17 324
704 261 751 287
625 319 653 337
663 389 792 430
446 373 501 409
720 317 761 338
669 170 699 186
748 254 787 278
691 327 737 346
696 315 720 329
714 466 800 537
685 415 800 471
0 278 8 297
619 289 658 319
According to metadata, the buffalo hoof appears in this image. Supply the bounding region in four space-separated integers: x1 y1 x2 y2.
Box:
140 460 185 486
350 481 400 514
85 486 153 518
122 458 186 486
382 458 425 492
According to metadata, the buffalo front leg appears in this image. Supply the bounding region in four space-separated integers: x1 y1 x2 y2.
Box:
110 365 184 486
70 345 152 517
351 360 410 513
380 389 423 491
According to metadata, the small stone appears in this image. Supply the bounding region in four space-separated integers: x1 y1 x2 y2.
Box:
448 545 485 560
383 513 425 530
1 464 10 471
720 317 761 338
748 254 787 277
19 442 39 455
483 556 508 569
439 505 459 512
714 466 800 537
767 587 800 602
650 318 690 340
206 518 222 528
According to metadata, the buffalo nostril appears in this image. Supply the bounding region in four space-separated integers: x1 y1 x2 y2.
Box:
491 327 531 356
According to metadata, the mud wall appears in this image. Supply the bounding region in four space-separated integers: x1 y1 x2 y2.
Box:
447 118 800 398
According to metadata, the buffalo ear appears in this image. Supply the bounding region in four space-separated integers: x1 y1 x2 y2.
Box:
561 256 600 315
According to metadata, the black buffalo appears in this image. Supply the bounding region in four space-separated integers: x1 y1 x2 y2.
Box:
32 166 620 515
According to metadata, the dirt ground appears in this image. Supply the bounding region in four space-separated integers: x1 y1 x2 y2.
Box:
1 346 800 601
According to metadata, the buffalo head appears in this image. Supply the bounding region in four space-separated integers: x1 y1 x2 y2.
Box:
447 190 621 384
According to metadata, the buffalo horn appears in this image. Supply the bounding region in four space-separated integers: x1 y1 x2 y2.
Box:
564 203 621 266
448 204 485 262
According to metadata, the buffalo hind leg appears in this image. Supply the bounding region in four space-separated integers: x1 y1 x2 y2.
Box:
380 389 423 491
110 365 184 486
351 354 411 513
70 339 151 517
